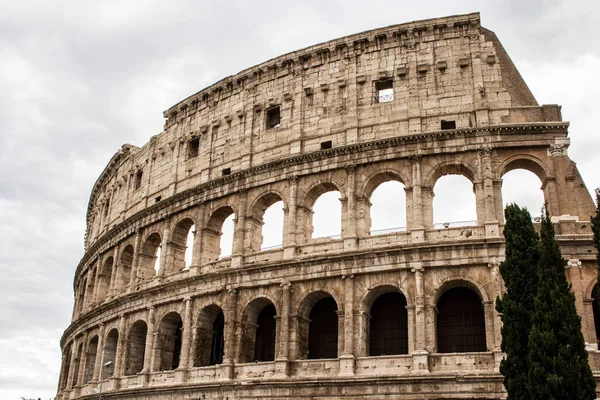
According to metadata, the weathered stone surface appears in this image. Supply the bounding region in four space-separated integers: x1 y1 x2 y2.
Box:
56 12 600 400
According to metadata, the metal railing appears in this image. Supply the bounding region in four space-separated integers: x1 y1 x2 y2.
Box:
378 93 394 103
433 220 477 229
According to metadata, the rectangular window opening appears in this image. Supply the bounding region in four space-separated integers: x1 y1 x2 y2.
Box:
266 106 281 129
375 79 394 103
320 140 332 150
441 120 456 130
222 168 231 176
134 171 143 190
188 137 199 158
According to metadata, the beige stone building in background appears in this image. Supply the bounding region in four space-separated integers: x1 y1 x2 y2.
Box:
57 13 600 399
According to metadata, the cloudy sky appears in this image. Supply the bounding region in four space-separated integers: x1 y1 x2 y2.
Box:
1 1 598 398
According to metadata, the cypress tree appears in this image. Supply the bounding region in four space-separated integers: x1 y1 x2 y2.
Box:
496 204 540 399
527 207 596 400
591 188 600 282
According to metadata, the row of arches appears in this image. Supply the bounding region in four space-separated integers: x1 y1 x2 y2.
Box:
61 284 488 390
75 167 545 316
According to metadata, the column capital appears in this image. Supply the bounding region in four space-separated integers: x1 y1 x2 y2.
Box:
280 280 292 289
478 146 493 157
409 154 422 164
566 259 582 268
342 274 355 280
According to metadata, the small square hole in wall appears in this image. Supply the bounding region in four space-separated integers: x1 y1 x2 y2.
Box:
321 140 332 150
441 120 456 130
266 106 281 129
135 171 143 189
222 168 231 176
375 79 394 103
155 196 161 203
188 137 199 158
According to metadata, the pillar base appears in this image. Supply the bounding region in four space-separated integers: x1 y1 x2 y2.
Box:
484 221 500 238
221 361 235 380
283 245 297 259
411 350 430 373
175 368 187 383
493 349 505 373
231 255 244 269
344 237 358 251
410 228 425 243
139 371 150 386
338 354 356 376
274 358 290 378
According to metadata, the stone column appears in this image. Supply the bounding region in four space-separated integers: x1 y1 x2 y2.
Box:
410 155 425 242
158 220 171 278
479 147 500 237
128 229 143 290
411 263 429 372
141 306 155 377
222 288 238 379
92 323 106 382
64 339 78 391
178 297 193 370
343 165 358 250
112 315 127 380
92 256 103 304
283 176 298 259
339 274 355 376
190 203 205 270
483 300 496 351
275 281 291 377
231 192 247 269
109 246 120 297
549 144 570 216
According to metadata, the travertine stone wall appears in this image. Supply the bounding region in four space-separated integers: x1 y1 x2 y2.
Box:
57 12 600 400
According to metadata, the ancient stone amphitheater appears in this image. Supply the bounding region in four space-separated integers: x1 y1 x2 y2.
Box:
57 12 600 400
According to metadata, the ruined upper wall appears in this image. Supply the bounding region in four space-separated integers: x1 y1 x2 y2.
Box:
84 12 560 249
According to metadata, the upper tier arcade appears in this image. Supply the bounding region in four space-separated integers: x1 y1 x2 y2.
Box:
58 12 600 400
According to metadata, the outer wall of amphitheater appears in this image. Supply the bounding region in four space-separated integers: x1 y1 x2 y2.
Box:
57 12 600 400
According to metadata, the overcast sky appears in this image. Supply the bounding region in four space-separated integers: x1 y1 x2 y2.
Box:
1 1 598 398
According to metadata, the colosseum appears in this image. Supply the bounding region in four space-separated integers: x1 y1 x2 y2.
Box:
56 12 600 400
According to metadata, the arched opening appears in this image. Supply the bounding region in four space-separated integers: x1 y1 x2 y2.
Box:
248 194 285 251
119 245 134 291
154 312 183 371
592 284 600 350
436 287 486 353
59 343 72 390
83 335 99 383
369 292 408 356
312 191 342 239
102 328 118 378
433 174 477 228
125 320 147 376
254 304 277 362
97 257 113 301
240 298 277 363
193 305 224 367
202 207 235 262
308 296 339 359
137 233 161 282
72 343 83 386
169 218 195 274
501 169 545 220
369 180 407 235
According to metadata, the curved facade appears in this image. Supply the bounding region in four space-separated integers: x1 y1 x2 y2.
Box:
57 13 600 399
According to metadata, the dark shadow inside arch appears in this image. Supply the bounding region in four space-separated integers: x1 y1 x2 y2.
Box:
436 287 486 353
102 328 118 378
369 292 408 356
125 320 147 376
593 284 600 350
154 312 183 371
308 296 339 359
83 335 99 383
240 298 277 363
194 305 224 367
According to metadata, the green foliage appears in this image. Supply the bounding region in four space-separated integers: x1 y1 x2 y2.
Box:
496 204 540 399
527 207 596 400
591 188 600 280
